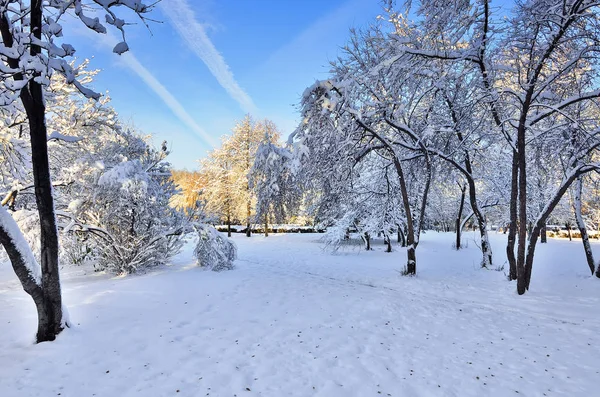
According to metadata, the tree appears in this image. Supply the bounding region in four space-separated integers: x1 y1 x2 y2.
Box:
228 115 267 237
0 0 155 341
384 0 600 292
198 116 278 236
250 124 300 236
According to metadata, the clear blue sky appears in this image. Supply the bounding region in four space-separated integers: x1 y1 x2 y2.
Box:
63 0 383 169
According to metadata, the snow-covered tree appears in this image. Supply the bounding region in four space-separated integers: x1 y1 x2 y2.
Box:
250 125 300 236
0 0 155 341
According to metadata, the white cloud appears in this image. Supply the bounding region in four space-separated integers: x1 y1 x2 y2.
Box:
159 0 257 114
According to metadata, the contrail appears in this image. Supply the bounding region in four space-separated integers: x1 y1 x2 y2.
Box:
159 0 258 114
87 28 218 148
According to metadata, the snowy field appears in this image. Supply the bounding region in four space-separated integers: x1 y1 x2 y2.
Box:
1 231 599 397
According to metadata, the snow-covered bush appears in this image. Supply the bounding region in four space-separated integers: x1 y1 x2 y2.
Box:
87 157 185 274
60 232 98 267
194 224 237 271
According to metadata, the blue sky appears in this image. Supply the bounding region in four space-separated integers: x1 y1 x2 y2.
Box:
63 0 383 169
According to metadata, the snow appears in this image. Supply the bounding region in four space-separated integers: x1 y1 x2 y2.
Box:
47 131 83 143
0 206 41 285
1 231 599 396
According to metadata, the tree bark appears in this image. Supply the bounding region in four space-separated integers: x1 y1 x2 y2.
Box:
264 214 268 237
444 94 492 267
540 223 547 243
393 157 416 274
0 2 65 342
0 207 61 343
384 234 392 252
397 225 406 247
507 152 519 281
573 177 595 274
364 232 371 251
516 112 529 295
523 168 584 291
455 184 466 250
406 245 416 275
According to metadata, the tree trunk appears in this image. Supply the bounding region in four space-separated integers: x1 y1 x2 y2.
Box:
397 226 406 247
0 1 65 342
507 152 519 281
393 158 416 274
384 234 392 253
406 245 416 275
573 177 595 274
264 214 268 237
522 167 583 292
540 223 547 243
364 232 371 251
516 160 528 291
26 82 64 342
227 214 231 238
0 206 64 343
455 185 466 250
246 201 251 238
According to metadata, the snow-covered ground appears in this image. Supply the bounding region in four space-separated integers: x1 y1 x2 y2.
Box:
1 231 599 397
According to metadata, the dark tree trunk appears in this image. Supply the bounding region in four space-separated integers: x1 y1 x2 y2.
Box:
455 184 466 250
0 2 65 342
393 158 417 274
397 226 406 247
444 93 492 267
264 214 268 237
406 245 416 275
573 177 595 274
384 234 392 253
522 166 583 292
507 152 519 281
227 214 231 238
566 223 572 241
516 111 529 295
26 67 64 343
540 223 547 243
364 232 371 251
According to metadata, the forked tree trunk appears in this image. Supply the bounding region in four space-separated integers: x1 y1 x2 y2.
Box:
26 73 65 343
443 93 493 267
522 168 584 292
0 210 57 343
0 3 65 342
573 177 595 274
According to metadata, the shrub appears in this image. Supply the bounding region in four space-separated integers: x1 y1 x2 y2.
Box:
194 224 237 271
